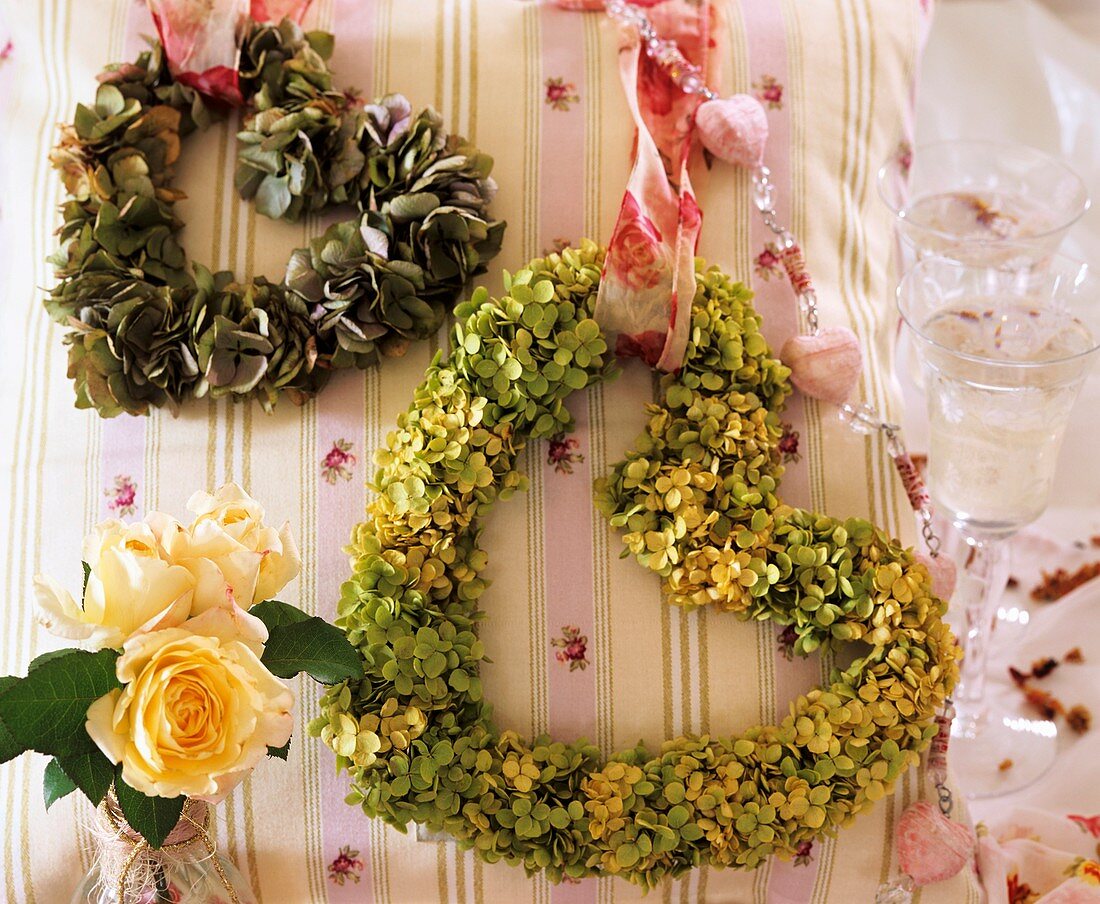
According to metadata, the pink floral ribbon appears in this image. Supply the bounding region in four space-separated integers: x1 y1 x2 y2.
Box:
147 0 313 106
597 1 712 371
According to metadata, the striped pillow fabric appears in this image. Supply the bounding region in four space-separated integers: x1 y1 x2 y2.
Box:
0 1 982 901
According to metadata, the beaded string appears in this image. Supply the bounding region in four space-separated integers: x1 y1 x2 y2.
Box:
604 0 946 561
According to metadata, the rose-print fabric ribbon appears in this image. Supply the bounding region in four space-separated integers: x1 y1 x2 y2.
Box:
147 0 313 106
596 1 711 371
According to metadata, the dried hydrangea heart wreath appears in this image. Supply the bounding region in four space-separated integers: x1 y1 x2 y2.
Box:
311 241 960 885
46 16 503 418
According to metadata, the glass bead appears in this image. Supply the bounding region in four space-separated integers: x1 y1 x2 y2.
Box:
838 402 881 435
874 876 915 904
681 74 702 93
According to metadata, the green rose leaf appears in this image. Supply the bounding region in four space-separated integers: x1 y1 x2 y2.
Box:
261 617 364 684
0 649 120 756
55 737 118 806
43 758 78 811
268 739 291 760
114 775 185 850
0 677 24 764
251 599 312 630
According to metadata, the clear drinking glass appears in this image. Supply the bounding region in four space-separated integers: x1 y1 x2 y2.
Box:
879 140 1089 266
898 255 1100 797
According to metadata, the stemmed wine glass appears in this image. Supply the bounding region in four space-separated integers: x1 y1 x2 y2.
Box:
878 139 1089 268
897 255 1100 796
881 140 1090 645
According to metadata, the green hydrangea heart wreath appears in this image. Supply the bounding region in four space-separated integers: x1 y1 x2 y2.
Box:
46 19 503 418
311 240 960 886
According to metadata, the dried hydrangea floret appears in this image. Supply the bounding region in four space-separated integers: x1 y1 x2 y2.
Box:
317 241 960 886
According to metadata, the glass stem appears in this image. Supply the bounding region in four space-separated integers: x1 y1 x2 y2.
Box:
954 535 1011 721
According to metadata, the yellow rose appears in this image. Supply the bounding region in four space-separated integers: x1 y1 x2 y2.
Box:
156 484 301 613
35 519 194 651
86 608 292 802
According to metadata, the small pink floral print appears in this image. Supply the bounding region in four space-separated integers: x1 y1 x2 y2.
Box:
0 40 12 65
895 139 913 177
552 625 589 671
753 74 784 110
754 242 783 280
777 624 797 661
547 435 584 475
793 840 814 866
778 422 801 464
544 238 573 257
321 438 357 485
545 77 579 112
328 845 364 885
1070 814 1100 838
105 474 137 517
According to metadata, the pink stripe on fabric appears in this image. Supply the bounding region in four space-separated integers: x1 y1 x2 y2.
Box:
738 2 822 899
318 1 376 898
538 5 599 903
315 372 373 903
124 4 155 59
99 416 147 520
101 6 157 525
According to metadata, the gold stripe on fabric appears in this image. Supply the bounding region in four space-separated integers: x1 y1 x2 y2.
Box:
435 0 446 110
845 0 877 522
808 835 836 903
218 143 242 865
831 0 877 526
474 857 484 904
679 610 692 736
725 3 751 278
208 129 230 265
381 0 394 93
368 5 394 898
437 839 449 904
307 393 329 900
12 0 73 890
451 0 462 132
75 409 102 874
697 607 711 734
660 578 674 741
455 843 467 904
292 208 318 903
468 0 479 145
853 0 896 540
781 0 826 513
17 0 71 888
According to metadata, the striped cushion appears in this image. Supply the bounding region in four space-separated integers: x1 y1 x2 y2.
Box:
0 0 983 901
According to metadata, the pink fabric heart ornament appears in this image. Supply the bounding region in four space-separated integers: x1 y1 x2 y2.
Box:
916 552 958 601
897 801 975 887
695 94 769 168
780 326 862 405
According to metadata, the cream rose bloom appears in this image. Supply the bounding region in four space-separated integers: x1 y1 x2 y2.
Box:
86 608 293 802
154 484 301 613
35 519 194 651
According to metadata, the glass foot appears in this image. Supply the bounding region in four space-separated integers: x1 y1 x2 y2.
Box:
950 708 1057 798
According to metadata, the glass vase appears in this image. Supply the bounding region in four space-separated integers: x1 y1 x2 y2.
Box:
71 795 257 904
